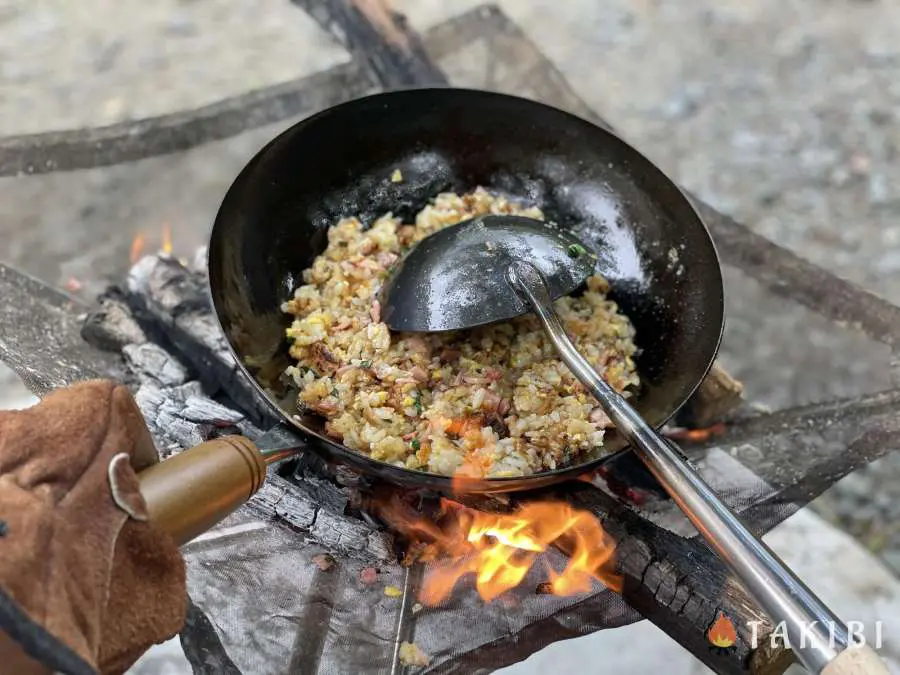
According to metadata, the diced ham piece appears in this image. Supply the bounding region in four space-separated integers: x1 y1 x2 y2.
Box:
310 343 340 375
481 389 502 411
405 336 429 354
590 408 612 426
313 401 339 415
376 251 399 267
370 300 381 323
439 347 461 364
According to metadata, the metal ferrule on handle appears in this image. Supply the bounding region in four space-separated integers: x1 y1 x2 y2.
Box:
506 261 885 675
138 435 270 546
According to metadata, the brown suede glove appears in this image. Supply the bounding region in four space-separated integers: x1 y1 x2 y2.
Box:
0 380 187 675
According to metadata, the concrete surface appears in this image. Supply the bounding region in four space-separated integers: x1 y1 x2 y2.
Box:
0 0 347 135
0 377 35 409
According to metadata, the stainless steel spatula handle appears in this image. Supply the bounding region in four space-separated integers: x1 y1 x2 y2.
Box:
507 260 888 675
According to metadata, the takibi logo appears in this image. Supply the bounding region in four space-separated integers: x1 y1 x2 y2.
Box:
747 620 885 651
707 611 738 650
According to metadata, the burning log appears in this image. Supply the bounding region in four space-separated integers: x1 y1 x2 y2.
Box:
371 493 621 605
80 288 148 352
674 367 744 430
125 254 275 428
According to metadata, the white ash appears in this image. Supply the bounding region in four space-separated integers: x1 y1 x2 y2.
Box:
191 246 208 274
134 380 208 455
123 343 188 387
126 254 272 427
181 396 245 425
80 292 147 351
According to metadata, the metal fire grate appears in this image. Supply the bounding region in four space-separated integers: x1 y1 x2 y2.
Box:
1 3 899 675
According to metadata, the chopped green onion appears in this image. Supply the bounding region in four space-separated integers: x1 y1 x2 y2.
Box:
359 360 372 368
413 390 424 415
411 438 421 451
567 243 587 258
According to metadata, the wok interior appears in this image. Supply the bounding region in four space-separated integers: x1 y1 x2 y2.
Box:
208 88 724 491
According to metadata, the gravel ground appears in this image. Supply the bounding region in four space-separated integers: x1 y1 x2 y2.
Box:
1 0 899 573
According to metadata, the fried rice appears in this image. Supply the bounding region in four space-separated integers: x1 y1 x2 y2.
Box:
282 188 640 478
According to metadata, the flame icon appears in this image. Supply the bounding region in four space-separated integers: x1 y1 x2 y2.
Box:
707 611 737 649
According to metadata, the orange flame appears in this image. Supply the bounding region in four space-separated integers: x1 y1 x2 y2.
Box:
707 611 737 648
129 232 146 264
375 495 621 606
666 423 726 443
129 223 174 264
161 222 173 256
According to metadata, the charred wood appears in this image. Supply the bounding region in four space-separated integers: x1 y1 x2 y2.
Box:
291 0 447 88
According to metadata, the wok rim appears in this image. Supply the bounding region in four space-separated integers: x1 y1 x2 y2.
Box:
207 87 726 494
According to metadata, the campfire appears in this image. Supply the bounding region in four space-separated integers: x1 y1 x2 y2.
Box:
129 223 173 264
374 493 621 605
46 182 856 675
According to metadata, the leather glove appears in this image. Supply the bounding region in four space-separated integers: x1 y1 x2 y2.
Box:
0 380 186 675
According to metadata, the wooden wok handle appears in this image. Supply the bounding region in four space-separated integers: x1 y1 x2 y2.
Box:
137 435 267 546
821 644 891 675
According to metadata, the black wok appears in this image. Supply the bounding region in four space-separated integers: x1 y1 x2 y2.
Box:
206 87 724 494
